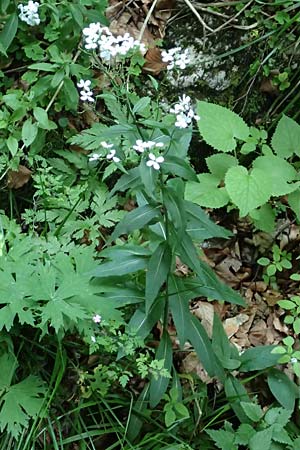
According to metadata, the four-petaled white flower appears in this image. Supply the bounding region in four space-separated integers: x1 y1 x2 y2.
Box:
77 78 94 103
18 1 40 26
107 149 120 163
91 336 97 343
146 153 164 170
93 314 102 324
101 141 114 149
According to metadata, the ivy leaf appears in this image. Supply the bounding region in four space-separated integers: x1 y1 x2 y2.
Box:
197 101 249 152
271 115 300 158
0 374 45 438
225 166 272 216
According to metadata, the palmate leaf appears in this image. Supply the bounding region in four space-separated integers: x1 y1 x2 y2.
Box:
0 375 46 438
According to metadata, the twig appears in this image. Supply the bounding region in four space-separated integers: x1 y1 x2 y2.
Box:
138 0 159 42
182 0 214 32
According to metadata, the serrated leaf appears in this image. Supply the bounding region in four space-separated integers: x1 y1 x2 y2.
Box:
100 93 128 122
185 174 230 209
0 353 18 390
149 331 172 407
206 429 237 450
0 376 45 438
267 369 298 410
145 242 172 312
249 428 272 450
271 115 300 158
197 101 249 152
235 424 256 445
206 153 238 178
225 166 272 216
240 402 263 422
252 155 297 196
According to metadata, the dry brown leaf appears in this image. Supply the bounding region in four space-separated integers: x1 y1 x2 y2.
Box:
143 47 167 75
223 314 249 338
7 165 32 189
192 301 214 337
181 352 213 384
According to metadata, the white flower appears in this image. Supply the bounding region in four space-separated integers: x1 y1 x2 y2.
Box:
89 153 101 162
133 140 164 153
79 90 94 102
107 149 120 163
18 1 40 26
146 153 164 170
161 47 190 70
171 95 199 128
101 141 114 149
92 314 102 324
82 22 102 50
77 79 91 90
91 336 97 343
291 357 298 364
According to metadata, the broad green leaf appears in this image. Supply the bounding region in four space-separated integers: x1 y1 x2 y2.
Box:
185 174 230 209
22 119 38 147
267 369 298 410
0 376 45 438
271 115 300 158
239 346 280 372
225 166 272 216
0 13 18 55
145 242 172 312
206 153 238 178
184 200 232 240
149 331 172 407
197 101 249 152
127 384 149 441
169 276 191 347
264 407 292 427
224 375 251 423
6 136 18 157
110 205 161 242
163 156 198 181
240 402 263 422
33 107 57 130
252 155 297 196
187 315 223 378
249 204 276 233
277 300 296 310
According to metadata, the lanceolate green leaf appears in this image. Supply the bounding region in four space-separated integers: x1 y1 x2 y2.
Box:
197 101 249 152
186 315 223 378
163 156 198 181
110 204 161 242
267 369 298 410
169 276 191 347
90 255 149 278
127 384 150 441
0 13 18 55
149 331 172 407
163 187 186 236
224 375 251 423
145 242 172 312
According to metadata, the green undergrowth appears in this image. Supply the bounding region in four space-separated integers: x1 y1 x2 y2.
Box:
0 1 300 448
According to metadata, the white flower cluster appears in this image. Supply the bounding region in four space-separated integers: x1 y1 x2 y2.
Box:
89 141 120 163
83 23 146 62
161 47 191 70
170 94 200 128
133 139 164 153
132 139 165 170
18 1 40 26
77 79 94 102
